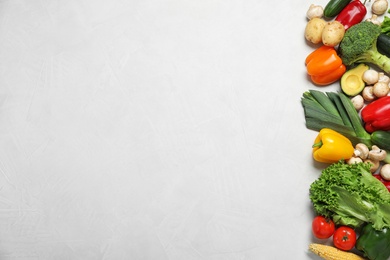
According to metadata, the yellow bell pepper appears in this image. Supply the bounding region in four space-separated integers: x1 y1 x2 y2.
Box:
312 128 355 163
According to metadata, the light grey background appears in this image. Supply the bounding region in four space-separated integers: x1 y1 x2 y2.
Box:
0 0 346 259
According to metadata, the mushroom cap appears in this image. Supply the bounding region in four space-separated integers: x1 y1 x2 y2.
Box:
373 82 390 98
369 146 387 161
380 164 390 181
364 159 380 173
354 143 370 159
347 157 363 165
362 69 379 85
362 86 376 102
351 95 364 111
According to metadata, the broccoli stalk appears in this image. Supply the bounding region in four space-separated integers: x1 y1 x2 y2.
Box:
338 21 390 72
310 161 390 230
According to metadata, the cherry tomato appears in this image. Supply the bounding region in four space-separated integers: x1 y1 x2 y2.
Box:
333 226 356 251
312 216 335 239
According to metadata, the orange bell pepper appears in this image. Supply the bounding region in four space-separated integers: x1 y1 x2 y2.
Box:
305 45 346 86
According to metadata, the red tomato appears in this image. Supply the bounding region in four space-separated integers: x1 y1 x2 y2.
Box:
312 216 335 239
333 226 356 251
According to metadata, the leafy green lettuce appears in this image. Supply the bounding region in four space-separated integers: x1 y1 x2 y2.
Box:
310 161 390 230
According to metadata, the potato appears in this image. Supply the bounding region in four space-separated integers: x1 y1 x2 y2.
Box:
305 17 326 44
322 21 345 47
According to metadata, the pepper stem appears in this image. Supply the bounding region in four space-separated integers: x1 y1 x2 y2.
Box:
312 141 323 148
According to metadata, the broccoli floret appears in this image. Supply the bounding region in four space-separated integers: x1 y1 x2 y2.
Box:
310 161 390 230
338 21 390 73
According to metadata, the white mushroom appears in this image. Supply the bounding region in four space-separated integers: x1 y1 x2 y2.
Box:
378 72 390 85
362 86 376 102
366 14 382 25
362 69 379 85
347 156 363 165
351 95 365 111
368 145 387 161
381 164 390 181
372 0 389 15
365 159 381 173
354 143 370 159
306 4 324 19
373 81 390 97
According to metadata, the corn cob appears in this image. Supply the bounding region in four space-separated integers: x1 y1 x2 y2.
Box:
309 243 365 260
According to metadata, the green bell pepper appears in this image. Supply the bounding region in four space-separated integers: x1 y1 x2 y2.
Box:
356 224 390 260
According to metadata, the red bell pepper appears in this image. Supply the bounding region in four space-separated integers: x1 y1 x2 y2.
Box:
305 45 346 86
335 0 367 30
361 96 390 133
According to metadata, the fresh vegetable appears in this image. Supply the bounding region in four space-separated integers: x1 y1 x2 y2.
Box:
311 66 347 86
355 143 370 159
366 159 381 173
312 128 355 163
309 161 390 230
355 143 370 160
305 18 327 44
377 33 390 58
378 72 390 85
345 142 386 166
346 156 363 164
302 5 390 259
380 164 390 181
362 70 390 99
322 21 345 47
362 86 376 102
372 81 390 97
355 223 390 260
323 0 352 18
340 63 368 96
368 145 387 161
350 94 364 111
361 96 390 132
301 90 372 147
371 0 388 15
371 130 390 150
381 15 390 35
335 0 367 30
382 154 390 166
332 226 356 251
362 69 379 85
374 174 390 191
307 4 324 19
338 21 390 73
366 14 381 25
312 215 336 239
309 243 365 260
305 45 346 85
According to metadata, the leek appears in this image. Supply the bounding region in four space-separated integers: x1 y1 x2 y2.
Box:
301 90 372 147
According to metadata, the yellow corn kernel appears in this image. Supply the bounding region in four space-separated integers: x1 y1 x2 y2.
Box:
309 243 365 260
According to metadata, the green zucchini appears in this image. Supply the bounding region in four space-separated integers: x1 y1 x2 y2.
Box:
371 130 390 150
323 0 351 18
377 33 390 58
